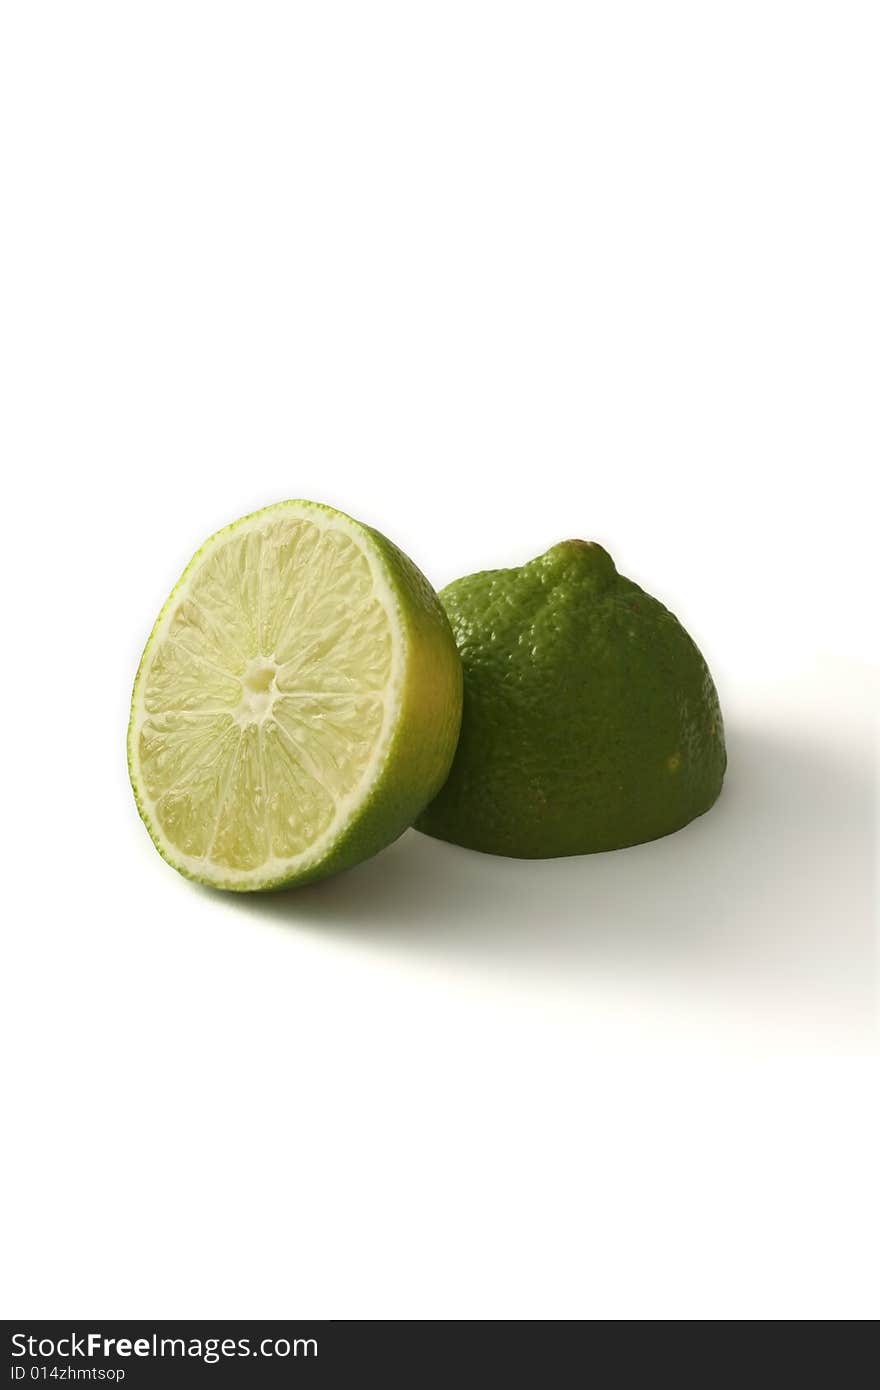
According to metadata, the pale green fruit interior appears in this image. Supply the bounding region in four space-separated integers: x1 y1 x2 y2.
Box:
132 513 396 879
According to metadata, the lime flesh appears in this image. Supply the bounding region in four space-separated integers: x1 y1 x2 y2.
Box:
128 500 462 890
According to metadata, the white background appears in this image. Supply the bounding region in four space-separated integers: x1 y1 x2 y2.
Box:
2 2 877 1321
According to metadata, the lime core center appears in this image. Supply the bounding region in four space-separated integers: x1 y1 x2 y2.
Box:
237 658 279 723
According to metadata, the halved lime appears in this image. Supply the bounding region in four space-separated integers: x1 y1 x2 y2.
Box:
128 500 462 890
416 540 725 858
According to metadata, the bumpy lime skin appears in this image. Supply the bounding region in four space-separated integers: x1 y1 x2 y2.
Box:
127 501 463 891
416 540 726 858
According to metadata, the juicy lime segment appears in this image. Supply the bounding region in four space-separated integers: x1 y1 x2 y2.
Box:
129 501 462 890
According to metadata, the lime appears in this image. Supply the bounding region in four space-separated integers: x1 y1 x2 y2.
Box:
416 540 726 857
128 500 462 890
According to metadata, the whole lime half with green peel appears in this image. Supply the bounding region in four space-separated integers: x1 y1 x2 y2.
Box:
128 500 462 890
416 540 726 858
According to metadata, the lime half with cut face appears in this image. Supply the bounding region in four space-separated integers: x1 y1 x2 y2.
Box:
128 500 462 890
